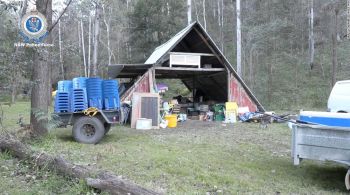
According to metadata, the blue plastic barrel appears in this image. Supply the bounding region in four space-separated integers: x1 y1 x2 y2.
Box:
72 77 88 89
86 78 103 109
57 80 73 92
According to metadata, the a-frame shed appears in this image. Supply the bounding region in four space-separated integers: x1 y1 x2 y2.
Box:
108 22 264 112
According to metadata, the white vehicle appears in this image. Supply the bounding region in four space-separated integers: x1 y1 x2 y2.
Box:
327 80 350 113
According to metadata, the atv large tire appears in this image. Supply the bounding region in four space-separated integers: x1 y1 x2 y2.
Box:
73 116 105 144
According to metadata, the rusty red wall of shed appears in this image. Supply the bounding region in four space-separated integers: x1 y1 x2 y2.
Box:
229 74 257 112
121 71 151 102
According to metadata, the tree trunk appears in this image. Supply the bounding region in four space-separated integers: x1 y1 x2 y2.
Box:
103 6 112 65
202 0 206 30
58 19 64 79
91 3 101 77
81 19 87 77
331 10 338 87
308 0 315 69
77 19 82 71
30 0 52 137
347 0 350 39
21 0 28 17
236 0 242 77
249 46 254 87
187 0 192 25
194 0 199 22
220 0 224 52
217 0 224 52
217 0 220 26
9 0 28 104
88 13 92 77
0 135 161 195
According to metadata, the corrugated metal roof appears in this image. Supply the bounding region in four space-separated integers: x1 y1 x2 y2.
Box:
144 22 197 64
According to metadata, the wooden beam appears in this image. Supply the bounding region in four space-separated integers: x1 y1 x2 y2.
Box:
193 28 225 66
227 72 231 101
181 79 193 91
196 71 226 78
169 52 215 57
155 75 194 79
155 67 225 72
109 64 153 67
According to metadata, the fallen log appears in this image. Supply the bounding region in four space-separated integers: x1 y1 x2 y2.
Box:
0 134 161 195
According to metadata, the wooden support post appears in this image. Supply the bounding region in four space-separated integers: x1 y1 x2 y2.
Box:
193 28 225 66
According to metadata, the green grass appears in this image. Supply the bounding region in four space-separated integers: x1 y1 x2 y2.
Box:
0 102 349 194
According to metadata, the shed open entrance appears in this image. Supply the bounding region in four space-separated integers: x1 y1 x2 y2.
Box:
154 67 228 103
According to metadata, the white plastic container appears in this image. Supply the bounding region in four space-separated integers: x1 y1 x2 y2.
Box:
136 118 152 130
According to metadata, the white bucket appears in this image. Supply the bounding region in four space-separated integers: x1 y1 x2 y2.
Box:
136 118 152 130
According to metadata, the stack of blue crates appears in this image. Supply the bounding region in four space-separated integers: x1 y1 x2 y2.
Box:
54 77 119 112
71 89 88 112
54 80 72 113
86 78 103 109
103 80 120 110
71 77 88 112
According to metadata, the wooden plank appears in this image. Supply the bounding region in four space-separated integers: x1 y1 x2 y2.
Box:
227 72 231 102
197 71 226 78
121 69 152 102
193 28 225 65
155 67 225 72
169 52 215 57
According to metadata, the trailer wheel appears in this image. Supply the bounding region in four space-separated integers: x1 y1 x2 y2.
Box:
104 123 111 135
346 169 350 190
72 116 105 144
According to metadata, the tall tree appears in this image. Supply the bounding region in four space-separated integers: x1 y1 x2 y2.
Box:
236 0 242 77
30 0 53 137
91 2 101 77
80 19 87 77
103 5 113 65
309 0 315 69
202 0 206 30
58 19 64 79
331 7 339 87
346 0 350 39
187 0 192 25
88 13 92 77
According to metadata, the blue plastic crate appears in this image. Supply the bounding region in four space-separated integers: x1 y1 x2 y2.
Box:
88 98 103 109
87 78 103 109
104 97 120 110
57 80 73 92
72 77 88 89
71 89 88 112
54 91 71 112
102 80 120 110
